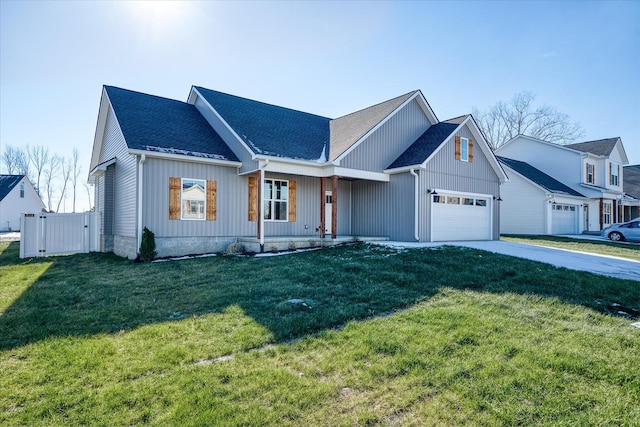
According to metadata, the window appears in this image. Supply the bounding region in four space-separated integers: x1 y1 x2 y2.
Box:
462 197 474 206
447 196 460 205
603 202 611 225
264 179 288 221
433 195 445 203
460 138 469 162
20 182 24 198
586 163 595 184
475 199 487 207
610 163 619 186
182 179 206 220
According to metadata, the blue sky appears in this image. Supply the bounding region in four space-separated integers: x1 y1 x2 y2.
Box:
1 1 639 212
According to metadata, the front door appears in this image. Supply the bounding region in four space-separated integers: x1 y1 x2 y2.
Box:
583 205 589 232
325 191 332 234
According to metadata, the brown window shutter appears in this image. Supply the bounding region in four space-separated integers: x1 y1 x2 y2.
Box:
585 164 589 182
455 136 461 160
617 165 620 185
468 139 474 162
169 177 181 220
609 163 612 185
206 180 217 220
248 176 257 222
288 180 297 222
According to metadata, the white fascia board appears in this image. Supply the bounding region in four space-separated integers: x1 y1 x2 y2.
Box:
331 167 389 181
255 156 390 181
128 149 242 167
190 87 256 159
89 157 117 178
500 134 584 156
615 138 629 165
414 90 439 124
384 165 425 174
253 154 330 168
88 87 112 179
428 188 494 199
334 91 422 164
463 116 510 183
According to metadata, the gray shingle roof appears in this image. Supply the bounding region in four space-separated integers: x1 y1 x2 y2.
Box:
565 138 619 156
387 122 459 170
623 164 640 199
194 86 330 162
104 86 239 162
0 175 24 202
497 156 585 197
329 91 417 161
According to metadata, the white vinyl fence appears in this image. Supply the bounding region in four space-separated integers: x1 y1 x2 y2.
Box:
20 212 99 258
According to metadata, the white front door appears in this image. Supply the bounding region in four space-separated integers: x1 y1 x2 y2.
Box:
325 191 332 234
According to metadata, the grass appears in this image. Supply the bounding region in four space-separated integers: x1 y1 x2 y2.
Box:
1 241 639 426
502 234 640 262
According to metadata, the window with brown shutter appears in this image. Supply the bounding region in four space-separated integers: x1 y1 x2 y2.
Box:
455 136 461 160
206 180 216 221
169 177 181 220
248 176 257 222
288 180 297 222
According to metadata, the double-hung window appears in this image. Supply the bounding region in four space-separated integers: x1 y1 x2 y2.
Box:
603 202 612 225
20 182 24 198
181 179 206 220
460 137 469 162
586 163 595 184
264 179 288 221
610 163 619 186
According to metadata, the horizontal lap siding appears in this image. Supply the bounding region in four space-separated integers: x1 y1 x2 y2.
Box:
352 173 414 241
341 100 431 172
421 125 501 240
100 108 136 237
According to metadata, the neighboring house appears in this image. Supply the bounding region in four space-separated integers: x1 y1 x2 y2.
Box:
497 157 587 235
496 135 628 234
623 165 640 220
0 175 46 232
89 86 508 259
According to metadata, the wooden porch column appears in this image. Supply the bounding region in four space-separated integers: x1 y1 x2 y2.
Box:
256 169 261 239
599 198 603 230
320 177 326 238
331 175 338 239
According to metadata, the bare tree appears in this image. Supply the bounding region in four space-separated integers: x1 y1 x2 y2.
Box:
473 92 585 150
28 145 50 196
43 155 61 212
56 158 73 213
83 182 94 211
1 145 30 176
71 148 81 212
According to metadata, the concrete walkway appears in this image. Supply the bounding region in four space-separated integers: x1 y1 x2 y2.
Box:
377 240 640 282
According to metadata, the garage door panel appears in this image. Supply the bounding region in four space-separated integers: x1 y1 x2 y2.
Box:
432 194 490 241
551 204 578 235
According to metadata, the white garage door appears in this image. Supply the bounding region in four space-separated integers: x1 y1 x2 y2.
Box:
431 193 491 241
551 204 578 234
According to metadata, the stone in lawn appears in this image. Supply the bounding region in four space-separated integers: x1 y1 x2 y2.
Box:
288 299 309 309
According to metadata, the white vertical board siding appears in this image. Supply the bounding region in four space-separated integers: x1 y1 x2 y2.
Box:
420 126 501 240
341 99 431 172
352 173 415 241
337 180 352 235
498 172 547 234
99 108 137 237
194 96 257 174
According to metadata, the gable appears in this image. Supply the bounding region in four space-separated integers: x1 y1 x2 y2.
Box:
0 175 24 202
497 157 585 197
193 86 330 162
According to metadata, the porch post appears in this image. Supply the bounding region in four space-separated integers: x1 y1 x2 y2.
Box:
320 177 326 238
257 169 262 240
599 198 603 230
332 175 338 239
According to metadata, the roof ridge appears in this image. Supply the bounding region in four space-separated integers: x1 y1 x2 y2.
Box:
104 85 185 104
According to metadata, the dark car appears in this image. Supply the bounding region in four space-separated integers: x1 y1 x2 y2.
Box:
601 218 640 242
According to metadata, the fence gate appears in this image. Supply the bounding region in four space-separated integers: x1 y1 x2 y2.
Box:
20 212 99 258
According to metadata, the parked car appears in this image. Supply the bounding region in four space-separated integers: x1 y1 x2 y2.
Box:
601 218 640 242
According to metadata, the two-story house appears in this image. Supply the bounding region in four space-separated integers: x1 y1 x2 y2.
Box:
495 135 628 235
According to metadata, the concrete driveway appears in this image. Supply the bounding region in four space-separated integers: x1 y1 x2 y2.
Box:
377 240 640 282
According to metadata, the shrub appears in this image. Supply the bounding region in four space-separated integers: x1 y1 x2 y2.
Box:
139 227 157 262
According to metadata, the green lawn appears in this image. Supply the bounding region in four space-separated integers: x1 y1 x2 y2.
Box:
1 241 639 426
502 235 640 262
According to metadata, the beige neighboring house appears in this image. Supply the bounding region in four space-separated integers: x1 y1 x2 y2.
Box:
0 175 46 232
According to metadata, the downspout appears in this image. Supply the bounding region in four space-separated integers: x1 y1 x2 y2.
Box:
410 168 420 241
259 159 269 252
137 154 146 256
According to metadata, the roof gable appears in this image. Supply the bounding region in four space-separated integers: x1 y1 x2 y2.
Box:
0 175 24 202
194 87 330 162
104 86 239 162
497 156 584 197
623 164 640 199
386 122 458 169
